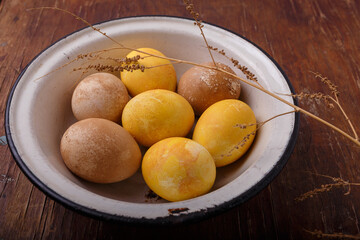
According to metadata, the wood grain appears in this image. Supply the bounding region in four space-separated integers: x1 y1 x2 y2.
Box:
1 0 360 239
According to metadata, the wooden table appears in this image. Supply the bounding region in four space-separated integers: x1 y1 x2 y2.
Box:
1 0 360 239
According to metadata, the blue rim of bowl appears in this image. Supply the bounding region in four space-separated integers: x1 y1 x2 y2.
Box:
4 15 299 226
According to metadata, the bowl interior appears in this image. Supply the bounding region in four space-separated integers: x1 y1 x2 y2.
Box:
7 16 296 222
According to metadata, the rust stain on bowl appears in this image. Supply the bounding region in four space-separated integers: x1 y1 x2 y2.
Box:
168 207 190 215
144 189 162 202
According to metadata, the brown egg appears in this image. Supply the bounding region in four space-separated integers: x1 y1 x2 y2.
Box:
60 118 141 183
71 72 129 122
177 62 241 116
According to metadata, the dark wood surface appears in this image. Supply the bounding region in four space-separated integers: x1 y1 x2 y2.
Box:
1 0 360 239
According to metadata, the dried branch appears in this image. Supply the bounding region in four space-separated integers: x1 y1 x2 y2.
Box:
311 72 358 141
183 0 217 67
304 229 360 239
220 110 297 158
208 45 262 88
30 7 360 148
295 172 360 202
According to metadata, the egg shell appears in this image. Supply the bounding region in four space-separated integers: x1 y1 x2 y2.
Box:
60 118 141 183
122 89 195 147
142 137 216 202
71 72 129 122
192 99 256 167
177 62 241 115
120 48 177 96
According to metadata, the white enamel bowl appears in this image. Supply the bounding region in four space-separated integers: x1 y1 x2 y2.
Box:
5 16 298 225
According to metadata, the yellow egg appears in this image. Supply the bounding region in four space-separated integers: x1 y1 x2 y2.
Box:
142 137 216 202
122 89 194 147
192 99 257 167
60 118 142 183
120 48 177 96
71 72 129 122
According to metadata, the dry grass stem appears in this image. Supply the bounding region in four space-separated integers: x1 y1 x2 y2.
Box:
304 229 360 239
216 67 359 147
311 71 339 96
33 47 137 81
183 0 217 67
256 110 297 129
208 45 262 88
295 172 360 202
72 54 144 72
32 7 360 148
311 72 358 141
29 7 186 72
28 7 126 48
276 72 359 145
73 63 145 73
291 92 334 108
220 110 296 158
